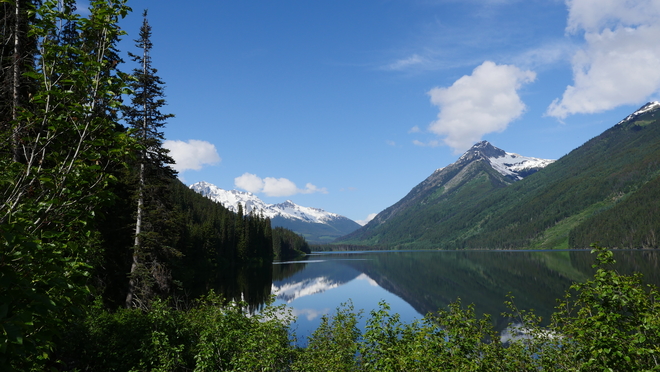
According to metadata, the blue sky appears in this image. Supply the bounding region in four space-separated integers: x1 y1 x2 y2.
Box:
100 0 660 224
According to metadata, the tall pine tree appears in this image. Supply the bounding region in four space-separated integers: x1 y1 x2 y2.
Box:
122 10 178 309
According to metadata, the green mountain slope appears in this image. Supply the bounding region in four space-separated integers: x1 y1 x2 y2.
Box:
340 147 515 247
338 102 660 249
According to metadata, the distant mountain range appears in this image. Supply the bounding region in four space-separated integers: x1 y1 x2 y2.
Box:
190 182 360 244
338 102 660 250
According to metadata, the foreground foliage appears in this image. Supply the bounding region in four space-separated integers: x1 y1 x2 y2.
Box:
0 1 131 369
50 245 660 371
59 294 294 371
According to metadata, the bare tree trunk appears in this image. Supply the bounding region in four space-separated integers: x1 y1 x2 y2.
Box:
125 161 144 308
11 0 20 162
125 37 150 309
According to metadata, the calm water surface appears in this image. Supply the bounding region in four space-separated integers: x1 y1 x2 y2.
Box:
267 249 660 343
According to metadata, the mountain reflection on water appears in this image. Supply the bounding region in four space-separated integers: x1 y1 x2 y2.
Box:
226 250 660 342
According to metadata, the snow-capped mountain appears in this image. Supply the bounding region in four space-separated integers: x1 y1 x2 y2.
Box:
339 140 555 243
189 181 361 243
457 141 555 180
617 101 660 125
191 181 343 223
341 103 660 249
191 181 269 213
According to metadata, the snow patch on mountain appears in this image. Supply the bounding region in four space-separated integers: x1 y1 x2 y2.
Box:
190 181 348 225
461 141 554 180
274 200 335 223
458 141 554 180
617 101 660 125
488 151 555 180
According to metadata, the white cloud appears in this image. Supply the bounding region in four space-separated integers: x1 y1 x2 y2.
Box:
234 173 327 197
234 173 264 193
408 125 421 133
547 0 660 118
565 0 660 33
412 139 440 147
427 61 536 153
292 308 330 321
356 213 377 226
262 177 299 197
386 54 429 71
163 139 221 173
301 183 327 195
512 41 577 71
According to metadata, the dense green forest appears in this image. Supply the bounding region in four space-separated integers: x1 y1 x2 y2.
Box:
272 226 312 260
2 1 659 370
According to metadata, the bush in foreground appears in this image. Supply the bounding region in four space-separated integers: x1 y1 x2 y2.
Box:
58 294 294 371
55 245 660 371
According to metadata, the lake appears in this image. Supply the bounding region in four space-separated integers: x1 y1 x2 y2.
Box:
229 249 660 344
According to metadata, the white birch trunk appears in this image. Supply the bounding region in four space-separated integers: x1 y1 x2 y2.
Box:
125 32 150 308
12 0 20 162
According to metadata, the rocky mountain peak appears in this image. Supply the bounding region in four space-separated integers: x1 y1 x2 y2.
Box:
456 141 554 181
455 141 503 167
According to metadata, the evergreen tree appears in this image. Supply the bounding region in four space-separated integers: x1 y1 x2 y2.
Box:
272 227 310 260
122 10 178 309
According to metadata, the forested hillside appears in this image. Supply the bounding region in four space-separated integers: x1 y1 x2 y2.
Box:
338 103 660 250
339 146 516 247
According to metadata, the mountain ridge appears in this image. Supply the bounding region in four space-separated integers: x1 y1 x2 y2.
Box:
349 141 553 235
338 102 660 249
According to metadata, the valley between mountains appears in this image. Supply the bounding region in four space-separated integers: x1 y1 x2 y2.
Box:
192 102 660 250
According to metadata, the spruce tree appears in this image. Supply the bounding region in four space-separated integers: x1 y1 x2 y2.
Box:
122 10 178 309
